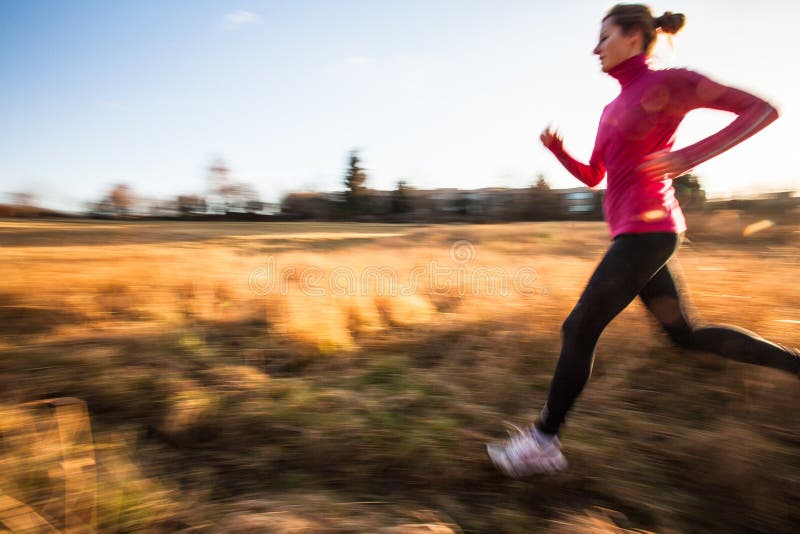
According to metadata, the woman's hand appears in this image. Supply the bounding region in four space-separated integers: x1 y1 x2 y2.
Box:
637 150 691 180
540 126 563 150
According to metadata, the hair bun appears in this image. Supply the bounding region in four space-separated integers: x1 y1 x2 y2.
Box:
654 11 686 34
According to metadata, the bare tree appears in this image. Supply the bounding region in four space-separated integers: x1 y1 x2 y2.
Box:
226 182 261 213
177 195 208 216
88 184 134 217
11 192 36 207
207 158 231 213
206 158 264 214
109 184 133 215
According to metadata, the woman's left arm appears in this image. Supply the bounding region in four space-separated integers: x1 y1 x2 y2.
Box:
639 70 779 178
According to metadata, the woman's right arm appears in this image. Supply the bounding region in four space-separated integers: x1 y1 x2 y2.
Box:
541 126 606 188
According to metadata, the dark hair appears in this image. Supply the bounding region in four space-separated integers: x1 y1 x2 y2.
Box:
603 4 686 55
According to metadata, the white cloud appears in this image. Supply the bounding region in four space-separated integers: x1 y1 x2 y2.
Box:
223 10 261 28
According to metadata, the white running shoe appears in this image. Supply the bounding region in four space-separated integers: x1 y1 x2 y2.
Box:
486 423 567 477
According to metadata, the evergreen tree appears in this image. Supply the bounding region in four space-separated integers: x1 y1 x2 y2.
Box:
529 174 559 219
532 173 551 192
344 149 368 212
391 180 412 214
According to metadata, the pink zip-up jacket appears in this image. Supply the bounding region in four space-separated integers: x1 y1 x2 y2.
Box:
546 54 779 237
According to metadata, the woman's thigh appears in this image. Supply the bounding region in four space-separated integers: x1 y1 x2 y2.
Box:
568 233 679 334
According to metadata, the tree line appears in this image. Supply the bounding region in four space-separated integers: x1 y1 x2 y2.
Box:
4 149 709 221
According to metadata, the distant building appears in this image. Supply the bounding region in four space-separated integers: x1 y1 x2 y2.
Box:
560 187 599 215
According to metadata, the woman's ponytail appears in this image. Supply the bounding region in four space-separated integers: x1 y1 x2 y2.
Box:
654 11 686 34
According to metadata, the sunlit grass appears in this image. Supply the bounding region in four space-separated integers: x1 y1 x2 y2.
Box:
0 217 798 532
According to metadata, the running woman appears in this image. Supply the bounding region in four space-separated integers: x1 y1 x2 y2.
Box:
487 3 800 477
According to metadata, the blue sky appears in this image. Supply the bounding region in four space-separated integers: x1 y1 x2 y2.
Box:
1 1 798 211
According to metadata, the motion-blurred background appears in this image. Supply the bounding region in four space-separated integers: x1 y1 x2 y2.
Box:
1 1 799 532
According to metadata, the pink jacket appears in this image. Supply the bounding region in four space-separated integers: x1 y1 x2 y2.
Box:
547 54 778 237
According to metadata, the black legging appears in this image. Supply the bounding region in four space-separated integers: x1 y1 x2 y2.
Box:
537 232 800 436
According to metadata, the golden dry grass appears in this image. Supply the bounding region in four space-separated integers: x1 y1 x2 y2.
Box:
0 216 799 533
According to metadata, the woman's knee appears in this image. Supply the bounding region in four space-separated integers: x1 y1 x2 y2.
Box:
647 295 685 327
645 295 697 348
562 303 604 350
561 305 585 339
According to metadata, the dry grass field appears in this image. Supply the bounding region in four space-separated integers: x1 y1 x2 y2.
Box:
1 215 799 533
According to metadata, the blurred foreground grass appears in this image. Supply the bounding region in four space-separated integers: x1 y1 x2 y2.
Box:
1 214 799 533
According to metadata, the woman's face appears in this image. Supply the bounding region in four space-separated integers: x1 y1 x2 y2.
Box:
593 18 642 72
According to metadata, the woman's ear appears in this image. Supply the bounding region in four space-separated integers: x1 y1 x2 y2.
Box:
627 29 645 54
